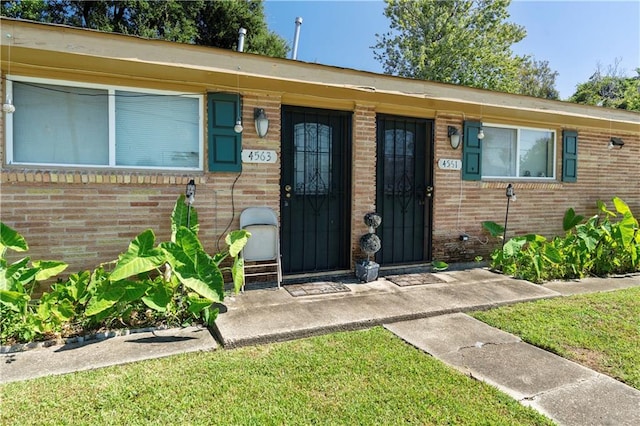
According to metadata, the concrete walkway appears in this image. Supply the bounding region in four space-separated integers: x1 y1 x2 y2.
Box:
1 268 639 425
385 314 640 426
213 268 557 347
0 326 216 384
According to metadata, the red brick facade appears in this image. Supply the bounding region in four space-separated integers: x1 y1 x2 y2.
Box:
1 19 638 277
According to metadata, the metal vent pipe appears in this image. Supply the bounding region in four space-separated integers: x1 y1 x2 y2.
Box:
291 17 303 59
237 28 247 52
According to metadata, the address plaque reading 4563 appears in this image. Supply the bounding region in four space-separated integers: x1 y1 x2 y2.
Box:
241 150 278 164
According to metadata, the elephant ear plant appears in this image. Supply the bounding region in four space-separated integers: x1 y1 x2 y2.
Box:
0 222 70 342
483 196 639 283
0 195 250 344
85 194 250 328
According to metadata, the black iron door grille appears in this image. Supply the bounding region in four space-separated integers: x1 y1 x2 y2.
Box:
376 115 433 264
281 107 352 274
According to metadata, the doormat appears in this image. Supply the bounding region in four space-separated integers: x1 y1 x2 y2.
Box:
386 273 446 287
285 281 351 297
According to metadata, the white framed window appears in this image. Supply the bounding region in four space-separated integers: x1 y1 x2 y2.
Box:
5 76 203 170
481 124 556 179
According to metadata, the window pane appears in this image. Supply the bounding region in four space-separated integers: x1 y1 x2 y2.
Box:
12 82 108 165
383 128 415 194
482 127 517 177
519 130 554 178
294 123 332 194
116 92 200 168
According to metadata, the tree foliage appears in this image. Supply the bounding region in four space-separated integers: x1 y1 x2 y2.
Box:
373 0 559 98
1 0 289 57
518 56 559 100
569 61 640 111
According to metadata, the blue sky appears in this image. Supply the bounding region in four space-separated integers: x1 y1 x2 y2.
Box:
263 0 640 100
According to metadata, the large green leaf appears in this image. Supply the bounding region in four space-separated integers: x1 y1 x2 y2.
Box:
503 238 527 257
0 289 29 311
597 200 616 217
482 221 505 238
563 208 585 232
523 234 547 243
110 230 165 282
612 197 633 217
186 292 213 314
543 244 563 264
66 271 91 303
14 265 39 287
174 227 204 261
32 260 68 281
4 257 30 286
617 213 638 248
38 295 74 322
85 284 126 317
142 284 173 312
171 194 199 241
174 251 224 302
225 229 251 258
232 256 244 293
121 281 150 304
431 260 449 271
0 222 28 254
577 226 598 251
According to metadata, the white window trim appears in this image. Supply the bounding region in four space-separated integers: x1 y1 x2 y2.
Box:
481 122 557 180
5 75 204 171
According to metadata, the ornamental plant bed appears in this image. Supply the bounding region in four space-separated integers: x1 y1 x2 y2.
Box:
483 197 640 283
0 195 249 346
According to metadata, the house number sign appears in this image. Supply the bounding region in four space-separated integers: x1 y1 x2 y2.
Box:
242 149 277 164
437 159 462 170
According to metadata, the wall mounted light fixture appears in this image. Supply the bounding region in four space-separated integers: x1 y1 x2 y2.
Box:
608 137 624 149
447 126 461 149
234 119 243 133
503 183 516 248
1 97 15 114
234 92 243 133
185 179 196 228
254 108 269 138
477 127 485 140
3 34 15 114
185 179 196 206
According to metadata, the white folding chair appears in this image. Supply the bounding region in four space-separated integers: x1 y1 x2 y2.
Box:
240 207 283 291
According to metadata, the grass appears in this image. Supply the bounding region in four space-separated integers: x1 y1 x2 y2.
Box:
0 327 552 425
472 286 640 390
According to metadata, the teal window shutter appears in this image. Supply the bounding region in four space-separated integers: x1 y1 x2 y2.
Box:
562 130 578 182
462 121 482 181
208 93 242 172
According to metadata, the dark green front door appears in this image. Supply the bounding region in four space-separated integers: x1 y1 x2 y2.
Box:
376 115 433 264
280 106 352 274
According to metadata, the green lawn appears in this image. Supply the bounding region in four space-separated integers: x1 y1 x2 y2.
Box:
472 286 640 390
0 327 552 425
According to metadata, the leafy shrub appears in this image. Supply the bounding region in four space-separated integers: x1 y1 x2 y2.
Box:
483 197 639 283
0 195 249 344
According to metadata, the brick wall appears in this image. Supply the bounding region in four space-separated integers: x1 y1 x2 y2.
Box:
431 115 640 262
1 79 638 275
350 104 377 264
0 92 283 273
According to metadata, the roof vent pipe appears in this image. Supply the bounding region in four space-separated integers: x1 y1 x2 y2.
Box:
291 17 303 60
237 28 247 52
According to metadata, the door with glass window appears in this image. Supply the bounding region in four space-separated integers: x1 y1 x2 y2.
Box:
376 115 433 264
280 107 352 274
